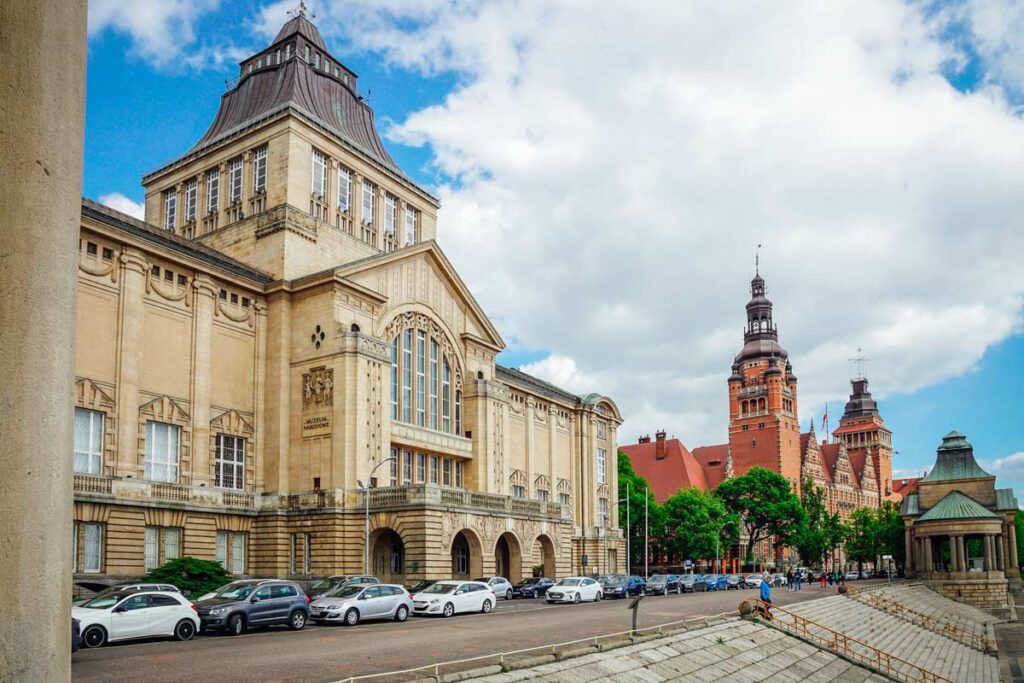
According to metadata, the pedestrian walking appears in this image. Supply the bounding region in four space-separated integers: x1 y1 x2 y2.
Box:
820 571 827 589
786 569 793 591
795 570 802 591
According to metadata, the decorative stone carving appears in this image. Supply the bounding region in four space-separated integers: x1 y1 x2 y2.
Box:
252 204 318 242
381 311 463 389
302 366 334 410
493 406 505 488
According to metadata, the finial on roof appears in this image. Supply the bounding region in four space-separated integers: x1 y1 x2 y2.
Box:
848 346 870 380
289 0 314 19
755 243 762 276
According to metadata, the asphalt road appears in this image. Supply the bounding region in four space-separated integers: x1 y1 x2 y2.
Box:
72 580 888 682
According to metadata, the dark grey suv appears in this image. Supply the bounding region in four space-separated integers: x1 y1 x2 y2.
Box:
197 580 309 635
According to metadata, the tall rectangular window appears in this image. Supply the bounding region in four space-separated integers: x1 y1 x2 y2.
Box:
511 485 526 499
252 146 268 193
430 456 439 484
416 330 426 426
429 340 439 430
390 338 399 420
184 178 198 222
404 207 417 246
165 527 180 561
144 421 180 483
303 533 311 574
455 391 462 436
416 453 426 483
455 461 464 488
402 450 412 485
216 530 228 568
232 533 246 574
289 534 297 575
337 167 351 211
596 447 607 485
83 523 102 573
384 194 396 235
144 526 159 570
206 169 219 213
361 180 374 225
402 329 412 423
163 190 177 230
442 359 451 433
229 158 243 203
215 434 245 490
389 447 398 486
311 150 326 197
442 458 452 486
74 407 103 474
598 498 609 527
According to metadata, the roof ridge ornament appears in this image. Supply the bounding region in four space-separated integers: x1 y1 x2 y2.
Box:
288 0 314 20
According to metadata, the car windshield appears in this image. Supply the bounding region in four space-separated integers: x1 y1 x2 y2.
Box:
517 578 538 586
214 582 258 600
648 576 665 583
324 585 363 599
310 578 342 591
728 575 740 580
79 592 130 609
556 579 582 587
472 578 490 583
604 577 625 585
420 583 457 595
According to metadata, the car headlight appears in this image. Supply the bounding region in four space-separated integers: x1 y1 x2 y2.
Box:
429 598 440 604
208 607 227 615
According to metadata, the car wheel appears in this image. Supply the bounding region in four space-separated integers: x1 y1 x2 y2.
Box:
596 592 603 602
505 589 513 600
174 619 196 641
395 605 409 622
82 625 107 649
344 609 360 626
481 599 493 614
442 602 455 618
573 594 581 604
662 588 668 596
289 610 306 631
227 614 246 636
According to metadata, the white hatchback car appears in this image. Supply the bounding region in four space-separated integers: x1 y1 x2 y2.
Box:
73 589 199 648
474 576 514 600
412 580 496 617
545 577 603 604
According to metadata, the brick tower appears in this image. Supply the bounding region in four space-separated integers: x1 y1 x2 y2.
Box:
726 271 802 492
833 377 894 500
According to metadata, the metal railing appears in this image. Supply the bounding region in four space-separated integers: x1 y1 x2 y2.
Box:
753 599 952 683
848 588 995 653
330 610 739 683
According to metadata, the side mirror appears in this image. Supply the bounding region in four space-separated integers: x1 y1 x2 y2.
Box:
357 594 367 600
112 605 126 614
250 596 261 603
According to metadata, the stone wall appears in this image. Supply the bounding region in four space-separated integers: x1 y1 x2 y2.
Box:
928 578 1008 609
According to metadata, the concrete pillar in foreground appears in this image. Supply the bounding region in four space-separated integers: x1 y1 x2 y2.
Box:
0 1 86 681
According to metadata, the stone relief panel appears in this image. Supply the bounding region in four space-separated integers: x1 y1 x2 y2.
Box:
302 366 334 410
492 404 505 489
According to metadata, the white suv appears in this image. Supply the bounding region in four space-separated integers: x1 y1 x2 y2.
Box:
475 576 514 600
73 589 199 648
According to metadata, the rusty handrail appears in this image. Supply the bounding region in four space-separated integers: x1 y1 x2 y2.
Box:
751 599 953 683
849 588 994 653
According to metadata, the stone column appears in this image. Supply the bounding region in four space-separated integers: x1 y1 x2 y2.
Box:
905 528 914 577
948 535 958 573
984 535 994 572
997 534 1005 572
1011 523 1020 569
0 1 86 681
188 276 218 485
114 249 150 477
957 536 967 572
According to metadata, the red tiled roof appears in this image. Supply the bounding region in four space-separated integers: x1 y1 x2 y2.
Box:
847 450 867 487
892 477 921 499
691 444 730 489
819 443 840 483
621 438 709 503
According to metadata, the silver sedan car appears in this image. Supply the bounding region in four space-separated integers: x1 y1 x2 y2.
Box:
309 583 413 626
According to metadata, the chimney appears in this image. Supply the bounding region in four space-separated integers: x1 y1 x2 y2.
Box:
638 434 651 444
655 430 667 459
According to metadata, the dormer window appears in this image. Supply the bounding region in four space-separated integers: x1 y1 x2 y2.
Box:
313 52 320 69
285 44 292 60
304 45 310 62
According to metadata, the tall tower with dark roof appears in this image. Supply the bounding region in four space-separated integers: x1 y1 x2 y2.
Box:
833 376 894 500
140 10 439 280
726 271 802 491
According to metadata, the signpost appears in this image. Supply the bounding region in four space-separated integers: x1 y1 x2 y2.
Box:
628 594 645 636
882 554 893 583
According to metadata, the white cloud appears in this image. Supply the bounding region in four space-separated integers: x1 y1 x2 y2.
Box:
88 0 241 70
518 354 598 395
294 1 1024 447
98 193 145 220
980 452 1024 480
933 0 1024 99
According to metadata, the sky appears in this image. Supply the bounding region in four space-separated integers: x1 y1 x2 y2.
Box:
84 0 1023 499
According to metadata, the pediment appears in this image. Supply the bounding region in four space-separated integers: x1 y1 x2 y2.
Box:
335 241 505 352
211 409 254 436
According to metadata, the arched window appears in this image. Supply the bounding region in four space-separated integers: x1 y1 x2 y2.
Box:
388 316 462 435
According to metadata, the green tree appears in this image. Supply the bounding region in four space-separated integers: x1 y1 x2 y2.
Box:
793 478 831 567
844 507 882 572
1016 510 1024 570
714 467 806 562
143 556 230 598
617 451 662 572
877 501 905 570
661 488 739 567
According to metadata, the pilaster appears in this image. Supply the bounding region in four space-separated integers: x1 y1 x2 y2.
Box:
114 249 149 477
188 275 218 485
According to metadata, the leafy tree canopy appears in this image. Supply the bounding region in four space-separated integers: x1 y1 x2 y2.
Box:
714 467 805 560
143 556 230 598
661 487 739 564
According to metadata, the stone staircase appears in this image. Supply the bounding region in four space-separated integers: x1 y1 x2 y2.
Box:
784 594 999 682
849 583 998 652
465 619 889 682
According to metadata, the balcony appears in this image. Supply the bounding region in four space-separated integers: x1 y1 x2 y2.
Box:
390 421 473 459
73 474 255 510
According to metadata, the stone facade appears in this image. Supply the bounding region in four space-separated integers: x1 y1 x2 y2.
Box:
71 13 622 592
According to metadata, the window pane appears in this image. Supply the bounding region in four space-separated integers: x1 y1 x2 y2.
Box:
416 453 426 483
429 340 438 430
430 456 439 484
165 528 180 561
144 526 159 570
74 408 103 474
442 359 451 433
390 338 399 420
84 524 101 572
389 447 398 486
416 330 426 427
402 450 412 485
402 329 412 423
216 531 228 567
232 534 246 574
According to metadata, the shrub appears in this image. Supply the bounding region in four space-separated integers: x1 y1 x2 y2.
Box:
143 556 231 598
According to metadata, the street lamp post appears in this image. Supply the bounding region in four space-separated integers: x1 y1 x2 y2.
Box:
357 456 397 576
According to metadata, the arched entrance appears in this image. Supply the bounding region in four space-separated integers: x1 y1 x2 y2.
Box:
494 532 523 583
370 528 405 584
451 530 483 578
534 534 556 579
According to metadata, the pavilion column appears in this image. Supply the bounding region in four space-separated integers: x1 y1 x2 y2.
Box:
996 534 1005 572
957 536 967 572
949 536 959 573
0 1 87 681
1011 524 1020 569
984 535 995 572
905 529 914 576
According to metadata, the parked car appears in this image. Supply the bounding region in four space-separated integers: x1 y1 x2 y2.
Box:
412 580 495 617
772 573 787 586
196 580 310 635
725 574 746 590
71 618 81 653
844 571 860 581
474 576 514 600
644 574 681 595
744 574 763 589
74 582 183 605
600 575 645 598
406 579 438 594
546 577 603 604
703 574 728 591
512 577 554 599
73 589 199 648
307 575 379 600
310 583 413 626
679 574 705 593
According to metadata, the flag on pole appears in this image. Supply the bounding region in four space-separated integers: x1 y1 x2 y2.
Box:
821 404 829 442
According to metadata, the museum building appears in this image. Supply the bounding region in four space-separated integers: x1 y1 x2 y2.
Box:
72 10 622 589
